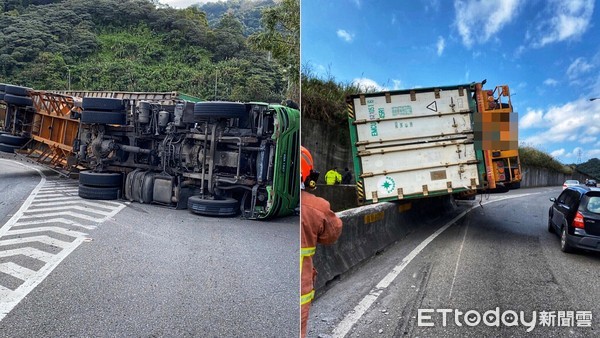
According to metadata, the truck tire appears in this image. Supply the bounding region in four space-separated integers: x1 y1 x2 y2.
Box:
3 94 33 107
0 134 28 146
0 93 4 101
193 102 246 119
81 110 127 125
0 84 5 92
78 184 121 200
0 143 20 153
560 226 574 253
4 85 31 96
79 171 123 187
188 196 239 217
82 97 125 111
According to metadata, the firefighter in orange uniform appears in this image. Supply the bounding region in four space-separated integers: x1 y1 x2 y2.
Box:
300 146 343 337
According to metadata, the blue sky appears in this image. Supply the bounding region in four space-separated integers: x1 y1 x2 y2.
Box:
301 0 600 164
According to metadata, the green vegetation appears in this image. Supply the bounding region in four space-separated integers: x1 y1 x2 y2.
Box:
518 146 572 174
577 158 600 180
301 69 361 126
0 0 295 102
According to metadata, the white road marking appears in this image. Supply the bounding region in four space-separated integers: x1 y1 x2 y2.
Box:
331 192 541 338
0 235 73 249
448 217 469 299
0 262 37 281
0 159 126 322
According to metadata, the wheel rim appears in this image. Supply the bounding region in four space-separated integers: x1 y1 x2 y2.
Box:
561 228 566 248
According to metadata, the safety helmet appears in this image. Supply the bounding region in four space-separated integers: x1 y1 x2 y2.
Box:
300 146 318 189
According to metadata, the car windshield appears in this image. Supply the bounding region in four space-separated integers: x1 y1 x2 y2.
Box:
585 196 600 214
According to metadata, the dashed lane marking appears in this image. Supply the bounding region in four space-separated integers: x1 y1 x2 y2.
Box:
0 159 126 321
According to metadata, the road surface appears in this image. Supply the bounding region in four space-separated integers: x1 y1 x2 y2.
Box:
0 158 299 337
308 187 599 337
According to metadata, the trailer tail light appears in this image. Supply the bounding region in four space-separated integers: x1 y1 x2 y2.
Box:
572 212 585 229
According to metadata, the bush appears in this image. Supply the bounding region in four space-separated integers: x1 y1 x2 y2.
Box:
519 146 572 174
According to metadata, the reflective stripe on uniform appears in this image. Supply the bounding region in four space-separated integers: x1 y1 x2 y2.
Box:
301 289 315 305
301 247 316 257
300 246 316 270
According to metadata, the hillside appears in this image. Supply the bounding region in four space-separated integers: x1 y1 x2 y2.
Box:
577 158 600 179
0 0 296 102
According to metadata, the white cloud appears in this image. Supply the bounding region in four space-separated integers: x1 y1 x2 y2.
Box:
580 136 597 144
392 79 402 90
551 149 565 158
454 0 521 48
521 98 599 147
566 57 594 80
436 36 445 56
425 0 441 12
532 0 594 47
352 78 386 92
337 29 355 43
543 78 558 86
519 109 543 129
391 14 397 25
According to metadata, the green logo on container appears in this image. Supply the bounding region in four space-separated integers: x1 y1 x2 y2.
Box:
379 176 396 194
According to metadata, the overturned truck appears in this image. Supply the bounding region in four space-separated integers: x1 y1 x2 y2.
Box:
0 84 299 220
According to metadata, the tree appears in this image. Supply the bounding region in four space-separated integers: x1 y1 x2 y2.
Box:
248 0 299 102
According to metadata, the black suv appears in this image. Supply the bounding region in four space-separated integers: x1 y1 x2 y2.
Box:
548 186 600 253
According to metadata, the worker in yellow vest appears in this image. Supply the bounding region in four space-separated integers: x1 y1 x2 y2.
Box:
300 146 342 337
324 167 342 185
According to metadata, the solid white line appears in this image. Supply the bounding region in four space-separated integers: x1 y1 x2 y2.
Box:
6 226 87 238
13 218 97 230
331 192 540 338
30 196 81 202
27 200 116 210
448 218 469 299
0 238 85 320
0 247 54 262
0 160 46 237
19 211 105 223
0 235 73 249
25 205 114 217
32 192 78 198
0 262 37 281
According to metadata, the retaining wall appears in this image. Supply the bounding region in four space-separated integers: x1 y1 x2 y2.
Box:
520 165 568 187
313 195 455 292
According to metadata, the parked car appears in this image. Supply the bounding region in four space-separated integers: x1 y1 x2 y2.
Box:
585 179 597 187
562 179 580 190
548 185 600 253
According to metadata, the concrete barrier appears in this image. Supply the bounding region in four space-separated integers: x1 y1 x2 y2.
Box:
313 195 455 292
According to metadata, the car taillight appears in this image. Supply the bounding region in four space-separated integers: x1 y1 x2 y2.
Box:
572 212 585 228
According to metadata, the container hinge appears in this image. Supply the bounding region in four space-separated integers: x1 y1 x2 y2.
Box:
422 185 429 196
385 92 391 103
447 181 453 193
459 87 464 96
410 90 416 101
372 191 379 203
434 88 440 99
397 187 404 199
360 95 366 106
470 178 477 190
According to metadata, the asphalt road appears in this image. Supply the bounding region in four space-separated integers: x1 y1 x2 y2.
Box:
0 158 299 337
309 187 600 337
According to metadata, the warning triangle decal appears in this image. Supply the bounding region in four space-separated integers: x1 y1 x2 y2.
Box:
426 101 437 112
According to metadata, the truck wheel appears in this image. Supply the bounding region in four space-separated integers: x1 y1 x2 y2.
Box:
79 171 123 187
193 102 246 119
4 85 31 96
3 94 33 107
0 93 4 101
78 184 121 200
0 143 20 153
82 97 125 111
81 110 127 125
0 134 29 146
187 196 239 217
0 83 5 92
